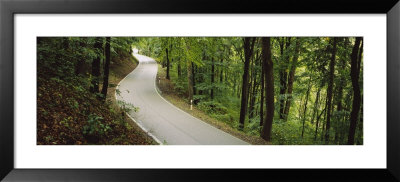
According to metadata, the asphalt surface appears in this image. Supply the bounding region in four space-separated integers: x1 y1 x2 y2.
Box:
116 53 248 145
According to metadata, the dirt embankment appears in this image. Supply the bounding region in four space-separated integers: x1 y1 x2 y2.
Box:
37 52 157 145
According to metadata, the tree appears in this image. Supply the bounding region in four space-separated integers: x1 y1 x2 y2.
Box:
325 37 337 143
166 47 171 80
239 37 256 129
249 48 260 120
261 37 274 142
278 37 290 119
75 38 86 76
283 38 301 121
301 75 312 138
127 36 364 145
211 57 215 100
101 37 111 101
348 37 362 145
183 37 202 102
333 38 348 144
260 51 265 126
90 37 103 94
187 61 194 101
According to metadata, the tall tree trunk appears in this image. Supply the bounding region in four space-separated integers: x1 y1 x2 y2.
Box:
356 42 364 145
75 39 86 75
192 62 196 96
278 37 289 120
325 37 337 144
187 61 194 102
283 38 300 121
220 59 223 83
249 53 258 119
334 56 346 143
348 37 362 145
260 55 265 126
311 86 321 124
101 37 111 101
247 55 254 117
301 76 312 138
239 37 256 129
90 37 102 94
211 57 215 100
166 48 170 80
249 73 258 119
315 96 327 141
261 37 274 142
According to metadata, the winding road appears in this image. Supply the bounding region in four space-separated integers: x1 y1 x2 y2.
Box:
116 53 248 145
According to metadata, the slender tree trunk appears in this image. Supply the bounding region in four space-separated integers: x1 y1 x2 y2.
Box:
320 97 329 142
260 55 265 126
278 38 289 120
187 61 194 102
101 37 111 101
325 37 337 144
334 57 346 143
358 95 364 144
311 86 321 124
283 38 300 121
75 39 86 76
249 74 258 119
220 59 223 83
301 76 312 138
239 37 256 129
315 96 327 141
357 43 364 145
211 57 215 100
261 37 274 142
192 62 196 96
90 37 102 94
348 37 362 145
166 48 170 80
249 53 258 119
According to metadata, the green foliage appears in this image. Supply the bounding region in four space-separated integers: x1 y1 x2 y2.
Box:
198 100 228 115
82 114 112 136
117 100 139 113
245 117 262 135
37 37 158 145
133 37 364 145
115 88 139 114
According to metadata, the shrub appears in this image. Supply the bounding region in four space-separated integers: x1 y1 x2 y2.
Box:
82 114 112 137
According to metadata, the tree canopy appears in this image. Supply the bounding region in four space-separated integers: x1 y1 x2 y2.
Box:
135 37 363 145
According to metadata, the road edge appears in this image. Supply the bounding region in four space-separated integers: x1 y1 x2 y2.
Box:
136 54 249 145
115 53 163 145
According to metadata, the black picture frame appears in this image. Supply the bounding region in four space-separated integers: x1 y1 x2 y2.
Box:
1 0 399 181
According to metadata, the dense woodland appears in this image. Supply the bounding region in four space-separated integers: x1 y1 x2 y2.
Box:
37 37 156 145
136 37 363 145
37 36 363 145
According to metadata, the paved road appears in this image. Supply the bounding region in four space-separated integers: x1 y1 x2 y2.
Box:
116 53 248 145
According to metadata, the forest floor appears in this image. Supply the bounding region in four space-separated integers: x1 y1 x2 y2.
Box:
156 65 269 145
37 53 157 145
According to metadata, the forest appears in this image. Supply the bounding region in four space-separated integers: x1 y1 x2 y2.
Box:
37 37 156 145
135 37 363 145
37 36 363 145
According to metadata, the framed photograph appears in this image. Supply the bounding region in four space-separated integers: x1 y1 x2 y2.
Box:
1 0 399 181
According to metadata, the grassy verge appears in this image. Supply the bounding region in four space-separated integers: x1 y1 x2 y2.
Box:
156 64 268 145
